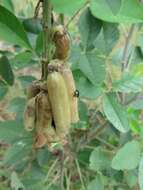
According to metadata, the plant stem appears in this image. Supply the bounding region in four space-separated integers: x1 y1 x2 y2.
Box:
121 24 135 72
75 159 86 190
44 158 58 184
120 24 136 104
42 0 52 79
60 14 65 25
60 151 65 190
66 1 89 28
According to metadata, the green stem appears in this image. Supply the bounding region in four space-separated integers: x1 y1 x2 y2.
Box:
60 14 65 25
75 159 86 190
42 0 52 79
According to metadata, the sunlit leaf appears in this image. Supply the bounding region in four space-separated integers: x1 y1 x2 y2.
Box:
113 75 143 93
89 147 111 171
103 93 130 133
90 0 143 23
51 0 86 15
112 140 141 170
0 5 31 48
11 172 25 190
0 56 14 85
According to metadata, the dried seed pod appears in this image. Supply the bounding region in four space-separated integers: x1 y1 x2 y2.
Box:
47 59 63 73
35 91 59 147
27 81 41 99
39 81 48 91
35 91 52 131
53 25 70 60
47 72 71 138
23 97 36 131
61 65 79 123
34 132 47 149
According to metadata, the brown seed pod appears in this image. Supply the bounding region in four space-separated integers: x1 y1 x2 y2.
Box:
35 91 59 148
26 81 41 99
47 72 71 138
35 91 52 130
34 132 47 149
23 97 36 131
61 65 79 123
53 25 70 60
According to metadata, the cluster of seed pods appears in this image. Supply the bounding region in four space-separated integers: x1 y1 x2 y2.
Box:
23 25 79 149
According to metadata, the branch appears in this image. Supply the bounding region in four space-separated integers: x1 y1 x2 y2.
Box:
66 1 89 28
120 24 136 104
42 0 52 79
121 24 136 72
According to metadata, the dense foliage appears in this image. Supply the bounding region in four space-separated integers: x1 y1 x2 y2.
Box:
0 0 143 190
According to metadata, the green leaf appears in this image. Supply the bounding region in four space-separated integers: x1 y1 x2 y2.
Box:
78 8 102 50
113 75 143 93
51 0 86 15
0 120 26 143
0 80 8 100
139 155 143 190
74 70 103 99
35 32 43 55
0 5 31 48
130 98 143 110
23 18 42 34
37 148 50 167
106 0 121 15
3 141 32 165
89 147 111 171
7 97 26 120
18 75 36 89
102 22 119 54
0 56 14 85
90 0 143 23
76 100 88 129
79 52 105 86
87 174 104 190
11 172 25 190
111 140 141 170
11 51 33 69
125 171 137 188
1 0 14 12
78 7 119 54
103 93 130 133
7 97 26 114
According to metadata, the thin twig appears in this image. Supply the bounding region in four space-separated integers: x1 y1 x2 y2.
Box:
120 24 136 104
66 1 89 28
124 94 139 105
44 158 58 184
75 159 86 190
65 169 70 190
121 24 136 72
95 136 116 150
60 151 65 190
76 121 108 152
46 171 60 190
34 0 42 18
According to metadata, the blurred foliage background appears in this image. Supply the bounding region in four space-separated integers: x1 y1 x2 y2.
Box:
0 0 143 190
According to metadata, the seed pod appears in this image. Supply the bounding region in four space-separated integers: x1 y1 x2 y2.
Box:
35 91 52 130
48 59 63 73
23 97 36 131
35 91 59 148
53 25 70 60
34 132 47 149
27 81 41 99
47 72 71 138
61 65 79 123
